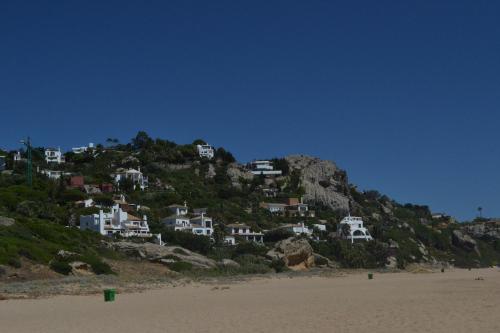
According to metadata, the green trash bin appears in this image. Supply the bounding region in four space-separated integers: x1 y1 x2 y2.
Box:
104 289 116 302
368 273 373 280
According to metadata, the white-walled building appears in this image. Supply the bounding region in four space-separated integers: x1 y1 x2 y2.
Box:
249 160 282 176
197 144 215 159
40 169 71 180
113 168 148 190
161 203 213 236
259 202 287 214
72 143 94 154
79 204 151 238
224 223 264 245
13 151 22 162
281 222 313 237
45 148 65 164
339 215 373 243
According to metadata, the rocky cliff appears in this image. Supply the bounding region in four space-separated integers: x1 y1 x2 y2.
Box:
286 155 351 212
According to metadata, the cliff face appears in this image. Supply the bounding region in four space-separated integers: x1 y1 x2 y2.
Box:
285 155 351 212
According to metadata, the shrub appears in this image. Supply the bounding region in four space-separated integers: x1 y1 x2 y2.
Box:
7 257 21 268
270 258 288 273
167 261 193 272
264 229 294 243
50 260 72 275
161 230 212 255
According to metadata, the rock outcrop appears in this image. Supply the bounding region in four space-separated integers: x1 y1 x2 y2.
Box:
0 216 15 227
226 163 254 188
110 242 217 269
267 237 315 270
452 230 480 255
285 155 351 212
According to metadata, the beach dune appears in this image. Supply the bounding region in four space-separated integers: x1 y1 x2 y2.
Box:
1 268 499 333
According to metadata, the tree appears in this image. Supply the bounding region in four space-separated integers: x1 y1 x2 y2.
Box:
132 131 153 150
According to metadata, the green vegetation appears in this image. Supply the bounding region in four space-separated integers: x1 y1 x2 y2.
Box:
1 130 499 280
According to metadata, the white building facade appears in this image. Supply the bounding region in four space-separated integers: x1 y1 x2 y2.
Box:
224 223 264 245
197 144 215 159
45 148 65 164
113 168 148 190
161 204 213 236
249 160 282 176
339 216 373 243
80 204 151 238
72 143 94 154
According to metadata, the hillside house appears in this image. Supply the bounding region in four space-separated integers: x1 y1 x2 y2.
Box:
161 203 213 236
112 168 148 190
339 215 373 243
40 169 71 180
249 160 282 176
260 198 315 217
13 151 22 162
224 223 264 245
259 202 287 215
72 143 94 154
45 148 65 164
279 222 313 237
197 144 215 159
79 204 151 238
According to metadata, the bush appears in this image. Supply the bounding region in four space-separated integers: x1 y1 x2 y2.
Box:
161 230 212 255
264 229 294 243
50 260 72 275
270 258 288 273
167 261 193 272
7 257 21 268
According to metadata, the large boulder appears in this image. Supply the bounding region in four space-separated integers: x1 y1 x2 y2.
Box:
267 238 315 270
0 216 15 227
452 230 480 255
110 242 217 269
285 155 351 211
226 163 254 188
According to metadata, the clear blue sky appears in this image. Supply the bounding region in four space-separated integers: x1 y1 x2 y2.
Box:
1 1 499 221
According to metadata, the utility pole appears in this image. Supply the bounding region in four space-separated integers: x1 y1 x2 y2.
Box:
20 137 32 187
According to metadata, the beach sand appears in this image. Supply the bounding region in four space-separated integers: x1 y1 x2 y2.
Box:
1 268 499 333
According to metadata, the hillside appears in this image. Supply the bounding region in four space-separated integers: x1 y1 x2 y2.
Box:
1 131 499 284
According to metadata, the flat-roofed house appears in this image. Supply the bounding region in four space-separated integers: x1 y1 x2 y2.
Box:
45 147 65 164
224 223 264 245
249 160 282 176
112 168 148 190
197 144 215 159
79 204 151 238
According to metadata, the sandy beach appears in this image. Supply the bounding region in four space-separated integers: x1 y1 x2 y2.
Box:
1 268 499 333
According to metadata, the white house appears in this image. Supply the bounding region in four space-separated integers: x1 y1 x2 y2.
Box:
72 143 94 154
79 204 151 238
190 214 214 236
259 202 287 215
249 160 282 176
161 203 213 236
197 144 215 159
224 223 264 245
339 215 373 243
112 168 148 190
45 148 65 164
13 151 22 162
281 222 313 237
40 169 71 180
